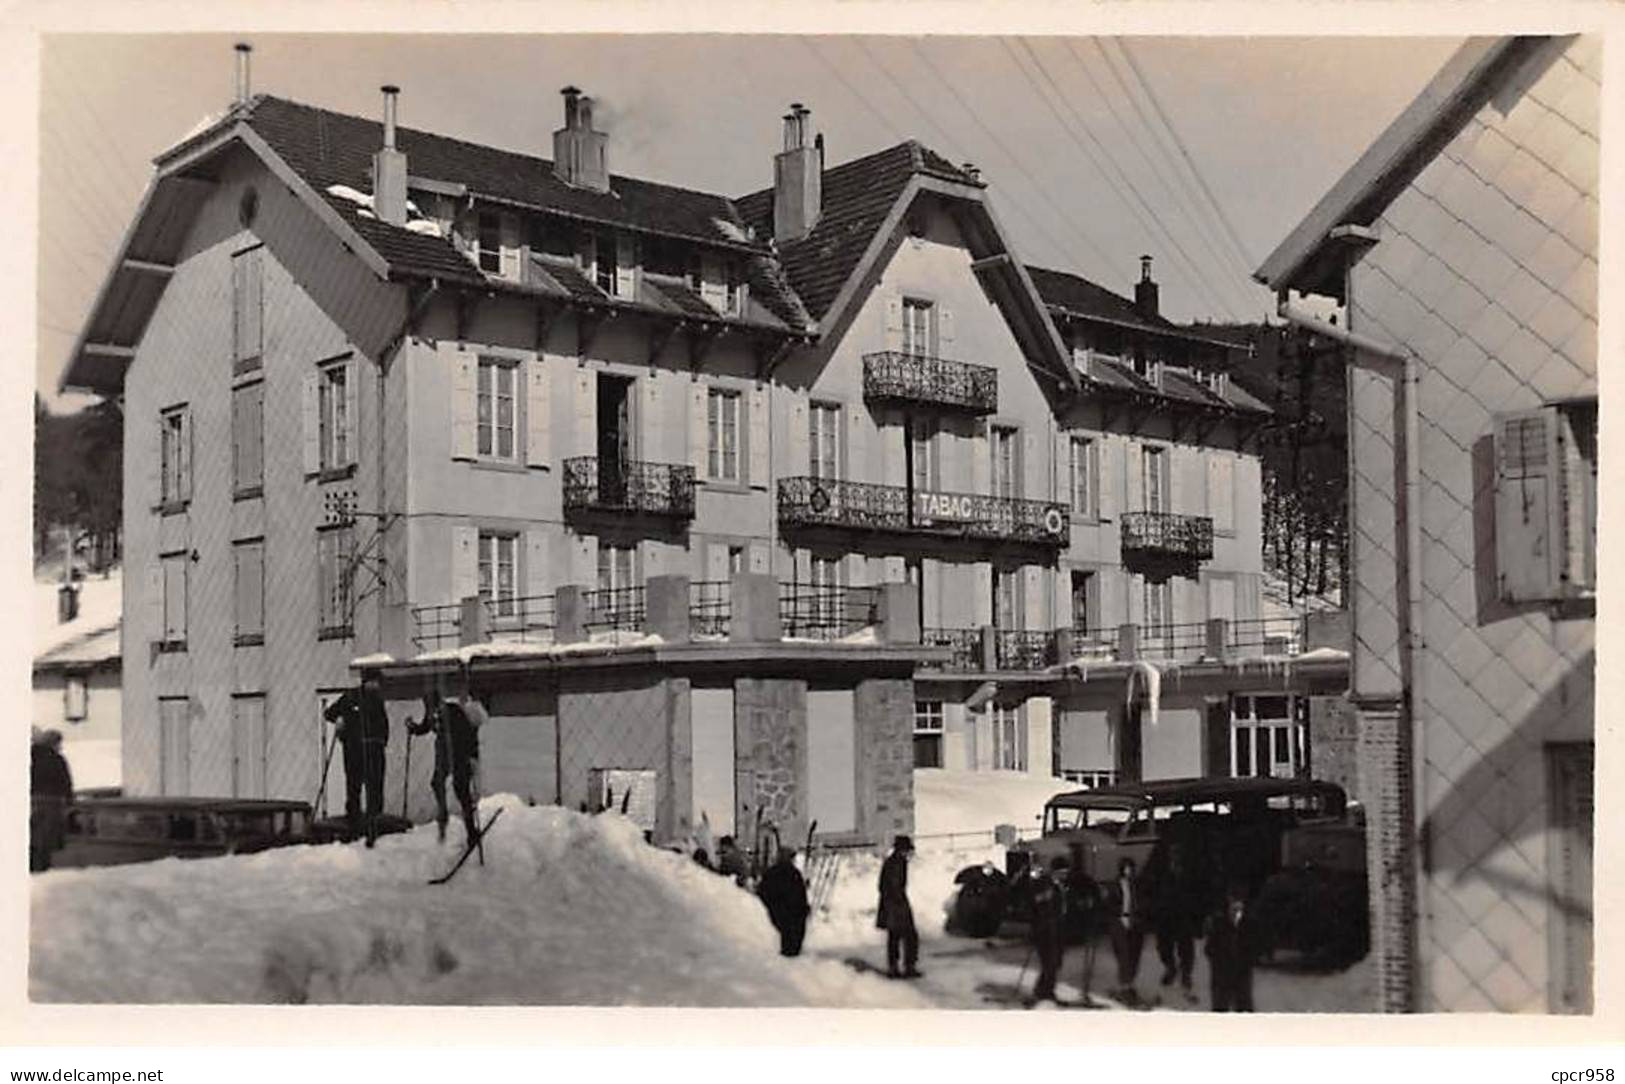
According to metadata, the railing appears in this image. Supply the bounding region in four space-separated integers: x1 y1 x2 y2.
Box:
690 580 731 638
779 584 878 641
410 592 556 650
862 351 999 414
1135 619 1213 660
1120 511 1214 560
922 626 982 671
778 477 1069 547
1231 615 1307 656
581 585 647 633
996 629 1057 671
563 457 696 520
411 602 463 651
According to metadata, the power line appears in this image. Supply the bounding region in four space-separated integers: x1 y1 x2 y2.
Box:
1005 38 1242 320
798 38 906 142
1115 38 1258 274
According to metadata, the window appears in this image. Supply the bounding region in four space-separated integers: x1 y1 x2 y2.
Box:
477 212 502 274
1493 401 1597 602
707 388 741 482
317 526 356 636
594 231 619 295
728 545 746 575
1059 768 1117 789
479 531 518 617
809 402 840 479
598 541 636 594
911 418 936 492
992 704 1025 771
1207 455 1235 534
1230 694 1306 779
811 554 842 627
724 261 744 316
1194 368 1226 396
914 700 945 769
1131 351 1161 384
1142 445 1169 513
1069 436 1095 517
477 358 517 460
991 426 1019 498
232 382 264 495
160 551 188 648
1071 570 1096 635
1144 578 1172 648
159 406 191 506
993 567 1021 631
232 247 263 367
233 539 265 645
902 298 935 356
159 697 190 795
318 362 352 471
64 675 88 722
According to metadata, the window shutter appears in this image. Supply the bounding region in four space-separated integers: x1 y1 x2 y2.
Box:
688 383 708 475
525 359 551 467
883 295 903 352
1208 456 1235 533
843 403 861 481
973 563 993 627
524 530 549 600
748 542 770 575
1494 407 1564 602
343 360 359 466
938 306 955 349
1234 572 1261 624
787 399 809 480
177 409 192 501
747 385 769 487
1023 566 1045 629
699 255 726 309
882 555 906 583
616 234 637 299
500 215 522 280
145 563 164 644
1168 447 1183 514
1097 439 1116 520
1207 575 1236 624
971 421 989 495
572 368 597 458
705 543 731 583
450 349 477 461
451 525 479 604
302 371 321 475
1126 444 1145 512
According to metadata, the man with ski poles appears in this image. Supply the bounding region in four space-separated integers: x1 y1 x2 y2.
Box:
323 672 390 847
409 667 486 845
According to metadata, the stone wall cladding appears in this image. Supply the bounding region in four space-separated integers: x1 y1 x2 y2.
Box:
1312 695 1360 797
855 678 915 844
734 678 808 843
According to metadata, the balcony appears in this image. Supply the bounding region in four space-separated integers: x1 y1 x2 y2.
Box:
1120 511 1214 561
779 477 1069 548
862 351 999 415
918 627 1059 672
563 457 696 521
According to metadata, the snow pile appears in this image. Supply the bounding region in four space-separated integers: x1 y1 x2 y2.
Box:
30 795 928 1007
912 769 1071 838
806 842 996 951
413 630 663 664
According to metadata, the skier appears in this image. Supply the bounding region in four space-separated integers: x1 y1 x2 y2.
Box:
30 729 73 872
757 846 811 956
409 677 483 844
1027 858 1068 1004
1205 882 1262 1012
876 834 920 978
323 672 391 846
715 835 749 886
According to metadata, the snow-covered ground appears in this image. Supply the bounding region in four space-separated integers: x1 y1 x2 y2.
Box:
30 795 929 1007
34 571 121 660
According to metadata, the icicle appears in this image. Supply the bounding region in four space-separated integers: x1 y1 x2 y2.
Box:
1124 659 1163 728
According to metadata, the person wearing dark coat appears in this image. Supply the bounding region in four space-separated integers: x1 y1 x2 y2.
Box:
758 846 812 957
1145 839 1205 999
1205 884 1263 1012
30 730 73 872
876 834 920 978
409 685 483 844
1027 859 1069 1003
1102 856 1149 1004
323 674 390 846
715 835 749 886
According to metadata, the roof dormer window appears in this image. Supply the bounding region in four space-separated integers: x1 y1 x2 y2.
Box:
477 212 502 275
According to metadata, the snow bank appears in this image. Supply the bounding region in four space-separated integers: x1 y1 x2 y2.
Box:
30 796 928 1008
413 631 662 664
912 769 1071 838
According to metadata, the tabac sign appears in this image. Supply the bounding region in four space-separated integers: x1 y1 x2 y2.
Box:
915 490 980 524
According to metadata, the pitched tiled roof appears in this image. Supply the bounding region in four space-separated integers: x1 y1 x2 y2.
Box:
1025 265 1181 337
736 141 981 321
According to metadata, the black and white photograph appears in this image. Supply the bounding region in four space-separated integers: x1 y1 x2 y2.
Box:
15 4 1612 1058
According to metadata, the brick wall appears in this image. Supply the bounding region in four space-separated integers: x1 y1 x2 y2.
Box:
1356 699 1418 1011
1311 695 1360 797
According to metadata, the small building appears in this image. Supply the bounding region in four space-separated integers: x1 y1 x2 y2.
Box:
32 573 123 792
1257 35 1597 1012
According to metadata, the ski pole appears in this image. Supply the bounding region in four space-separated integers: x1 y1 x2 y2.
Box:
1014 941 1036 999
401 728 413 819
314 721 338 820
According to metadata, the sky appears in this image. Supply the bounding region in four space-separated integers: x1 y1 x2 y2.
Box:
36 32 1461 410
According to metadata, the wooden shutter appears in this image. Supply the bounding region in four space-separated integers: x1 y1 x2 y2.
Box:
1168 446 1184 514
747 385 769 487
342 360 359 466
301 371 321 475
572 368 597 458
883 295 903 351
500 215 523 280
525 358 551 467
706 543 730 583
787 398 809 480
1126 443 1145 512
524 530 549 599
938 305 955 349
843 403 862 481
145 563 164 645
1208 455 1235 533
451 525 479 604
688 383 708 475
973 563 994 626
1234 572 1261 624
1022 566 1045 629
450 349 477 461
232 697 267 799
699 255 726 309
882 555 906 583
1495 408 1563 603
749 542 770 575
1097 438 1116 520
616 233 637 299
971 421 990 495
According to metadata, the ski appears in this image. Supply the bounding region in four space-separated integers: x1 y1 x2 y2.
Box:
428 808 504 886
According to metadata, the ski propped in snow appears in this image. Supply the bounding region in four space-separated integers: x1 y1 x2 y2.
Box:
428 808 504 886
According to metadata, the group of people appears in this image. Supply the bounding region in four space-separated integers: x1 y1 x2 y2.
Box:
1022 840 1263 1011
29 728 73 871
322 670 486 848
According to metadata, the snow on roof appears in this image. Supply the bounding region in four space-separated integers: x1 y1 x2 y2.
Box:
29 795 929 1007
34 572 121 664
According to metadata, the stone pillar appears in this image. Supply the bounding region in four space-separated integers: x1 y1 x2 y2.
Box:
875 582 920 644
979 625 997 671
645 574 692 643
1118 622 1140 662
1205 618 1230 661
663 677 693 842
728 573 782 643
855 677 915 844
1053 627 1075 664
1355 694 1418 1012
555 585 586 644
733 677 807 845
458 595 488 647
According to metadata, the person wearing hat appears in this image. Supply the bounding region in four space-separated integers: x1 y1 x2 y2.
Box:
30 729 73 871
757 845 811 957
1027 857 1069 1003
876 834 920 978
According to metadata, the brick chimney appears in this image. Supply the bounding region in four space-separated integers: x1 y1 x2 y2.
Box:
553 86 610 193
372 85 409 226
1135 254 1160 319
773 103 821 242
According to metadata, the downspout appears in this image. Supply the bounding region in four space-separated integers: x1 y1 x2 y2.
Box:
1276 293 1424 1010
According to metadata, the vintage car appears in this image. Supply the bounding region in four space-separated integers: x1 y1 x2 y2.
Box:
954 777 1368 963
56 797 314 869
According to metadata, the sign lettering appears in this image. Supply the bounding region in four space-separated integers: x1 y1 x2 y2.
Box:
915 490 979 523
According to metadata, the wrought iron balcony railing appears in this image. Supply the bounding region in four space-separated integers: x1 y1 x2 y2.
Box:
581 585 647 633
1120 511 1214 561
779 584 879 641
996 629 1057 671
922 626 982 671
563 457 696 520
862 351 999 415
778 477 1069 547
